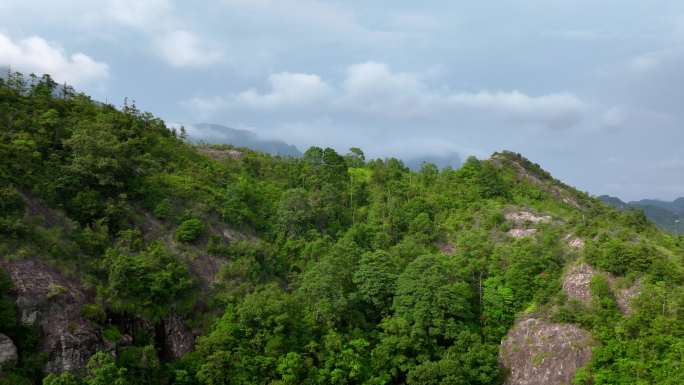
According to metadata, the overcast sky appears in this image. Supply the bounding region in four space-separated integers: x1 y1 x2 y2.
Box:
1 0 683 201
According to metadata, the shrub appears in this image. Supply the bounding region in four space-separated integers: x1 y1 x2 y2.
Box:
81 303 106 324
153 199 172 219
175 218 205 243
102 326 122 343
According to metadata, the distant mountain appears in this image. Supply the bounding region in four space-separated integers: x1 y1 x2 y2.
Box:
188 123 302 157
598 195 629 210
631 198 684 217
405 152 463 171
600 195 683 234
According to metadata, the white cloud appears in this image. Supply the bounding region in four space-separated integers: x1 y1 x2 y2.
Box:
183 61 588 129
105 0 172 28
337 62 431 117
338 62 586 127
87 1 223 69
0 33 108 86
156 30 224 68
446 90 587 129
237 72 331 108
183 72 331 115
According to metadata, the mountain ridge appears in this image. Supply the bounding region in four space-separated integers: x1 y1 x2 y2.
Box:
599 195 683 233
1 72 682 385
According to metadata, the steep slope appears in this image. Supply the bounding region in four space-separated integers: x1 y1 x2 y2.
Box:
1 73 683 385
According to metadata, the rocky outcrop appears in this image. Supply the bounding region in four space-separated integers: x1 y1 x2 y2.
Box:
562 263 596 306
508 228 538 238
505 211 552 225
0 259 103 373
163 313 195 360
0 333 18 367
500 318 593 385
505 210 551 239
562 262 640 314
565 235 584 250
198 147 243 161
613 280 640 315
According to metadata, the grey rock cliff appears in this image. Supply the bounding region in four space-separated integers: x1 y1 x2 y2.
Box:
0 333 18 367
1 259 103 373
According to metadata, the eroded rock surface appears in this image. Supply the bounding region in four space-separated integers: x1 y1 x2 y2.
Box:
562 263 640 314
508 228 538 238
0 259 103 373
163 313 195 360
565 235 585 250
198 147 243 161
500 318 593 385
505 211 552 224
562 263 596 305
0 333 18 366
611 278 641 315
505 210 552 238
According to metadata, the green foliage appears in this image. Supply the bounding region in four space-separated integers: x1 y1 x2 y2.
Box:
353 250 398 317
43 372 82 385
1 73 683 385
103 242 194 321
85 352 128 385
102 327 122 343
175 218 205 243
585 237 656 275
0 186 26 236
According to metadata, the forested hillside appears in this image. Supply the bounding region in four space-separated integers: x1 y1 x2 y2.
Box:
600 196 683 234
0 73 683 385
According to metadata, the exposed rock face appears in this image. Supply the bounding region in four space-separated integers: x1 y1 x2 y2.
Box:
562 262 640 315
505 210 551 238
505 211 552 224
0 333 18 366
508 228 538 238
562 263 596 305
565 235 585 250
611 278 641 315
0 259 103 373
163 313 195 360
198 147 243 161
500 318 593 385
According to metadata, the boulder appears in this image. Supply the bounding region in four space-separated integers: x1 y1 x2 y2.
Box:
0 333 18 366
500 318 593 385
562 263 596 306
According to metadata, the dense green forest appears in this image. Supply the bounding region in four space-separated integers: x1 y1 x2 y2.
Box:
0 73 682 385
